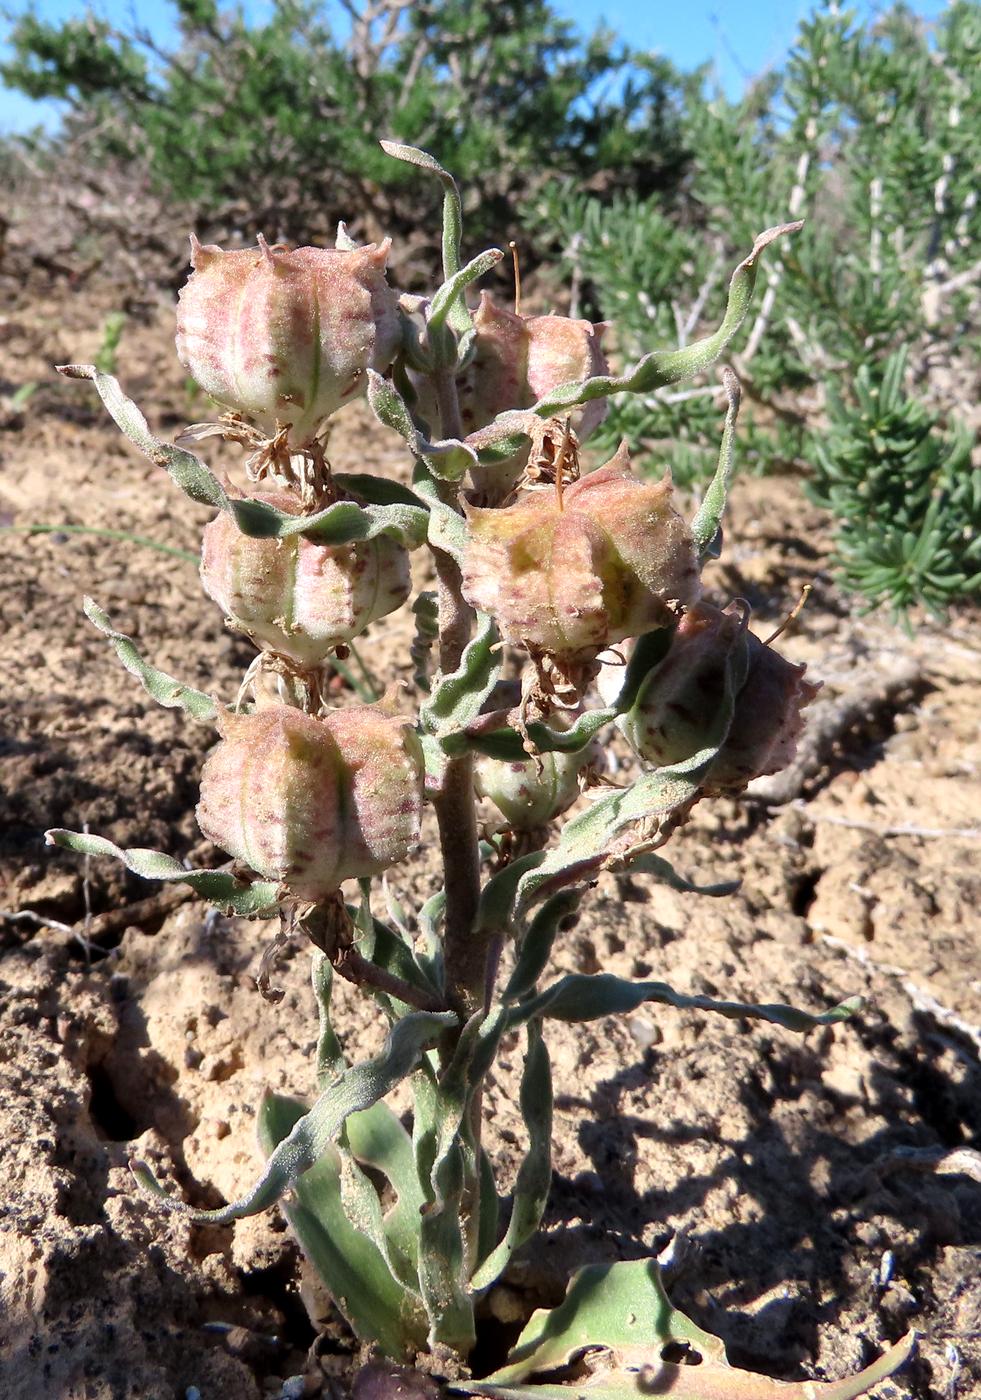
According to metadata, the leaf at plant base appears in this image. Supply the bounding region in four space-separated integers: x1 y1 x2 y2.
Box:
413 1020 484 1354
421 612 502 739
345 1098 427 1279
367 369 477 481
57 365 427 546
471 1022 552 1292
691 367 741 559
44 828 278 917
508 971 862 1035
477 1148 501 1270
454 1259 914 1400
130 1009 456 1225
258 1093 428 1361
83 596 217 722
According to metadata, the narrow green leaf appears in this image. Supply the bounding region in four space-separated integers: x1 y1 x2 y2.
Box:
452 708 616 763
258 1093 427 1360
83 597 216 722
131 1009 456 1225
422 612 501 737
503 890 584 1003
379 141 468 337
512 626 750 916
476 851 548 936
312 953 346 1087
44 828 278 917
429 248 505 338
471 1023 552 1292
367 369 477 481
509 972 863 1034
57 365 427 546
691 367 741 558
411 462 470 562
345 1099 426 1280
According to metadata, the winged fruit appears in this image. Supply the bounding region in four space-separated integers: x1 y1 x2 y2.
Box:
196 705 424 898
177 237 400 443
200 490 410 665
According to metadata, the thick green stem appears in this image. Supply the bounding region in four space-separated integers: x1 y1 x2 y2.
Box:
430 365 484 1016
429 359 488 1285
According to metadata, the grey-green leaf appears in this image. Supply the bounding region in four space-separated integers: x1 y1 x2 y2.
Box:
57 365 428 546
471 1022 552 1292
83 597 216 722
130 1009 456 1225
258 1093 427 1360
453 1258 914 1400
691 367 741 558
367 369 477 481
510 972 863 1034
44 828 278 917
422 612 501 738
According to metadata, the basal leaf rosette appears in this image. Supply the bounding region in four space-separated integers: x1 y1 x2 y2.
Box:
201 489 411 665
196 704 424 898
461 446 700 699
415 293 608 500
621 601 821 794
177 237 400 444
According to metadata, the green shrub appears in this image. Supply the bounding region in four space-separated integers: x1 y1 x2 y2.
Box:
0 0 690 247
527 2 981 617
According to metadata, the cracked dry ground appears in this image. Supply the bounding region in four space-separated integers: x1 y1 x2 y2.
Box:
1 296 979 1399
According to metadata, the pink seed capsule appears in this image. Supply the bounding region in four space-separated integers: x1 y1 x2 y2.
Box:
461 444 700 667
621 601 821 794
176 237 400 443
412 292 608 501
200 490 411 666
196 705 424 898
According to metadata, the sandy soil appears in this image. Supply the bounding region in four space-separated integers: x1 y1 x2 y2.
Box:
1 277 979 1400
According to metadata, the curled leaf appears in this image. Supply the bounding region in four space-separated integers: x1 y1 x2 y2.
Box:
44 828 277 917
131 1009 456 1225
83 597 216 722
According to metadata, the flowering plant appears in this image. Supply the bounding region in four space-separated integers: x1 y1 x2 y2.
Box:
48 144 913 1398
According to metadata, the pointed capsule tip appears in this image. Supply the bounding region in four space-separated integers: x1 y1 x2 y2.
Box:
257 232 277 265
189 232 223 269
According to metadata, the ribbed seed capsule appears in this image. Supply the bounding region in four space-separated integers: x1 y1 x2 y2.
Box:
621 602 821 794
475 746 587 832
176 237 400 443
412 292 608 501
200 491 410 665
461 445 700 668
196 705 424 899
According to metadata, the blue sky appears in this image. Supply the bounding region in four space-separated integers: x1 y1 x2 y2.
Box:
0 0 953 134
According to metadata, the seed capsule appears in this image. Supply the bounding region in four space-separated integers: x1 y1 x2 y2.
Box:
620 601 821 794
461 445 700 668
176 237 400 443
200 490 410 665
196 705 424 898
475 746 587 832
413 293 608 501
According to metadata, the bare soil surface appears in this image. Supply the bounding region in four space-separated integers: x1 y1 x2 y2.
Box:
1 282 979 1400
